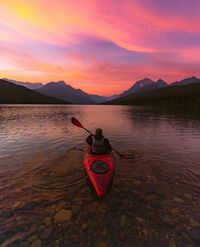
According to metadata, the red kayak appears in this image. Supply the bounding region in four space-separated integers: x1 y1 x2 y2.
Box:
84 150 115 198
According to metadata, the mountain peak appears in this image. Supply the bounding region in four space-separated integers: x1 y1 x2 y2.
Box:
48 81 66 86
47 81 71 88
37 81 94 104
137 78 154 83
133 78 155 87
172 76 200 86
143 77 153 81
180 76 198 82
56 80 66 85
157 78 165 82
120 77 168 97
156 79 167 85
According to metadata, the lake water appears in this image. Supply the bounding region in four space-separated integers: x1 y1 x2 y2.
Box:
0 105 200 173
1 105 200 246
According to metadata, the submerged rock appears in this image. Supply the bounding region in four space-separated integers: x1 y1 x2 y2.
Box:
81 223 88 230
28 235 39 243
43 217 52 226
120 214 126 227
142 228 148 237
189 217 200 227
183 193 193 200
19 241 29 247
40 226 53 240
101 228 108 236
28 223 39 234
72 205 81 215
169 240 176 247
133 179 142 187
30 239 42 247
54 209 72 223
38 225 46 233
188 229 200 243
2 148 200 246
149 202 163 209
96 241 110 247
174 197 184 203
49 209 56 217
136 217 145 224
163 216 174 226
170 208 180 217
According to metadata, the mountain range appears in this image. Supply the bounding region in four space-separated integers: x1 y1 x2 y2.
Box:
109 80 200 108
36 81 118 104
0 79 68 104
118 78 168 97
171 76 200 86
3 78 43 89
35 78 168 103
36 81 94 104
1 76 200 105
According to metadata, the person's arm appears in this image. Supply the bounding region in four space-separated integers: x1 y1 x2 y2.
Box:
86 134 93 145
104 138 112 151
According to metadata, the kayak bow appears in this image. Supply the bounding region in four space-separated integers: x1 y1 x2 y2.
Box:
84 150 115 198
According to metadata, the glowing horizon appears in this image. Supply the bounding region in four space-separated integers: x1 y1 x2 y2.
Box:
0 0 200 95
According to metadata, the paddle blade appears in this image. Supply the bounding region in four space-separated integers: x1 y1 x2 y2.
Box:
122 154 135 159
71 117 83 128
122 150 135 159
112 148 135 159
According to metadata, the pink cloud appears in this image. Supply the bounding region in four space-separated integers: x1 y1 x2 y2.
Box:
0 0 200 94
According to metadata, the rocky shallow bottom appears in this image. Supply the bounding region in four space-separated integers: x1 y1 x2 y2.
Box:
1 148 200 247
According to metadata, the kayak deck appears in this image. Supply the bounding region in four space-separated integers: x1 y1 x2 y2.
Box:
84 151 115 198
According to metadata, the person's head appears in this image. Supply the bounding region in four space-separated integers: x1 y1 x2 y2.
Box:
95 128 103 138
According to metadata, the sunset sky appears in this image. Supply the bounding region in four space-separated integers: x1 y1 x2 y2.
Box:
0 0 200 95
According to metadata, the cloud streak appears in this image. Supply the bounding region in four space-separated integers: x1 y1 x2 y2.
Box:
0 0 200 94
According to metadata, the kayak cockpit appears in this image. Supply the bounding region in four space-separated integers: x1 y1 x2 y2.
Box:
84 149 115 198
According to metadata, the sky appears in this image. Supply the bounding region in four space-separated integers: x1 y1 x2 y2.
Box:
0 0 200 95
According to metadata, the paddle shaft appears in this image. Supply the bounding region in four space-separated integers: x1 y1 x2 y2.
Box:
111 147 124 157
82 127 92 135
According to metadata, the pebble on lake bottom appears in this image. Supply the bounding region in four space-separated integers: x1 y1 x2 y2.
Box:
1 148 200 247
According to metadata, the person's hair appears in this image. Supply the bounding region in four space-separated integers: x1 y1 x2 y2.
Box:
95 128 103 139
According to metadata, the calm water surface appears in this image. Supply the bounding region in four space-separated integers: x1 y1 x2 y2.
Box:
0 105 200 173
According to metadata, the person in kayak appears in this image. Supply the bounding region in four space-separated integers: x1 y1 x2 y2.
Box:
86 128 112 154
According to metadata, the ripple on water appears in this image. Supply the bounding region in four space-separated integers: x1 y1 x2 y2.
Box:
1 105 200 174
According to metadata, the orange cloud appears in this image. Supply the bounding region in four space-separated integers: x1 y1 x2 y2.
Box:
0 0 200 95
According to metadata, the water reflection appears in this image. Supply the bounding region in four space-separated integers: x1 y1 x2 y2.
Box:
0 105 200 173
